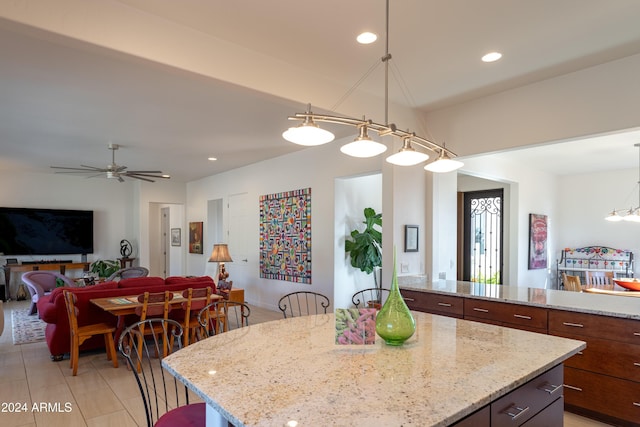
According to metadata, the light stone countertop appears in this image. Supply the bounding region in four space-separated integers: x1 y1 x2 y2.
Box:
162 312 584 427
399 277 640 320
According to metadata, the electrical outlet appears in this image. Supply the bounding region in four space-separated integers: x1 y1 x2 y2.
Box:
400 263 409 273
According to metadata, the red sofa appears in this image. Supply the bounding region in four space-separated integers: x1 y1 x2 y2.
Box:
37 276 216 360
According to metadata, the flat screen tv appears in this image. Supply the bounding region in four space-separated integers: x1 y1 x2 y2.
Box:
0 207 94 256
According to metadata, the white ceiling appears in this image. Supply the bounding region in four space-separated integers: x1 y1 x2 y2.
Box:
1 0 640 182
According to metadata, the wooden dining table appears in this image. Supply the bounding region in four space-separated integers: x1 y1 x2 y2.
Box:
90 291 223 337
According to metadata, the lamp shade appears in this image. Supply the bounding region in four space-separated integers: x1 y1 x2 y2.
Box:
208 244 233 263
282 116 335 146
424 150 464 173
340 125 387 158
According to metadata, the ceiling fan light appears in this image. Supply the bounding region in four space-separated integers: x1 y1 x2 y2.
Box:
424 150 464 173
282 116 335 146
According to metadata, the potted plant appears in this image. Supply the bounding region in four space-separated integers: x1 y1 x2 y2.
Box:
89 259 120 280
345 207 382 306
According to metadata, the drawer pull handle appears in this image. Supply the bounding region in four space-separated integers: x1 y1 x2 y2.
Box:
403 297 415 302
634 362 640 367
563 384 583 392
503 405 530 420
538 382 563 395
437 302 452 307
633 402 640 407
577 351 584 355
473 307 489 313
513 314 532 320
562 322 584 328
634 332 640 337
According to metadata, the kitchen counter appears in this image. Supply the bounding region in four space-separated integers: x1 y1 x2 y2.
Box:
162 312 584 427
399 277 640 320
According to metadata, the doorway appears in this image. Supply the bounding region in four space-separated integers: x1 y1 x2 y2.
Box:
461 189 503 284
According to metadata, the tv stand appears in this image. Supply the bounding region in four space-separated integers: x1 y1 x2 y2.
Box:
2 261 90 301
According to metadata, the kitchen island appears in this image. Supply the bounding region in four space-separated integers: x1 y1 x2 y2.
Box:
163 311 584 427
399 278 640 426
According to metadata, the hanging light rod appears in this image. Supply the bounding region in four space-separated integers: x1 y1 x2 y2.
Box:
282 0 463 173
605 142 640 223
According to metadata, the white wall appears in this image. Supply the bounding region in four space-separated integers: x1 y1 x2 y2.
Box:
187 138 386 311
557 168 640 276
334 173 382 310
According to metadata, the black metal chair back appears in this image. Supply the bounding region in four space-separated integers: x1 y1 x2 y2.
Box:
118 318 199 427
278 291 330 318
351 288 390 308
197 301 251 337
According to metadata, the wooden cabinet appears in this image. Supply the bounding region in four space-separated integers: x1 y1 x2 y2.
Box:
402 287 640 426
549 310 640 426
400 289 464 318
463 299 548 333
452 365 564 427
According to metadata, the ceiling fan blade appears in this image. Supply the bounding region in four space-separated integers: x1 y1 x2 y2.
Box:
118 176 125 183
125 170 164 174
80 165 109 171
53 170 101 174
127 174 155 183
51 166 100 171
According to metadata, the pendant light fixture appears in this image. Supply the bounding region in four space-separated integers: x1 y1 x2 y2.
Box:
281 0 463 173
605 143 640 222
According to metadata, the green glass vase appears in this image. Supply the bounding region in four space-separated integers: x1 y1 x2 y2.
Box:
375 250 416 346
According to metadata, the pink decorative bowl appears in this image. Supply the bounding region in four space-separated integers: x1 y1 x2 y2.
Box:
613 278 640 291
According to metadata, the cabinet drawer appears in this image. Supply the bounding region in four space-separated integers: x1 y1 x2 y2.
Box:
401 290 463 318
521 396 563 427
451 405 490 426
464 299 548 331
549 310 640 345
564 366 640 424
554 331 640 382
491 364 563 427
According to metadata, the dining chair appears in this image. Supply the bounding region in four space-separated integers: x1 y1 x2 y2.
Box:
278 291 330 318
351 287 390 308
583 271 614 289
118 318 205 427
63 290 118 376
179 287 213 346
198 300 251 337
135 291 174 358
561 273 582 292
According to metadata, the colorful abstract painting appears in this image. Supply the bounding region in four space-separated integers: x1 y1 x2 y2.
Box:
259 188 311 283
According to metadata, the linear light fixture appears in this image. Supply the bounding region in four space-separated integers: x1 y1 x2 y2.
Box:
605 143 640 222
281 0 463 174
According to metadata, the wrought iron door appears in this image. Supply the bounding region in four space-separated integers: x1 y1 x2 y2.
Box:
462 189 503 284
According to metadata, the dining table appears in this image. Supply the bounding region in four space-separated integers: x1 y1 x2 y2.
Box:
90 291 223 336
161 311 584 427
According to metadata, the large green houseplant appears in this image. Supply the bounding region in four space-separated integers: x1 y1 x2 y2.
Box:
345 207 382 289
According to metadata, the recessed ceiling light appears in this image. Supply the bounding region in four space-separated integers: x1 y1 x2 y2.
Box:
357 32 377 44
482 52 502 63
208 157 217 161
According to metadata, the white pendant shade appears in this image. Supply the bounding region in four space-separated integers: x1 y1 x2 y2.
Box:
424 151 464 173
386 150 429 166
282 121 335 146
341 139 387 158
604 210 624 221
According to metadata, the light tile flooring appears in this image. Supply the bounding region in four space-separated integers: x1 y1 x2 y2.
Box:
1 299 610 426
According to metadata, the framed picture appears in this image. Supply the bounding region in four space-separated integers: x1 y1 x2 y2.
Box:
170 228 181 247
188 222 203 254
528 214 548 269
404 225 419 252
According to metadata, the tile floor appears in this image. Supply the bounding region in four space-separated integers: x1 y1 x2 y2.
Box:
0 299 610 426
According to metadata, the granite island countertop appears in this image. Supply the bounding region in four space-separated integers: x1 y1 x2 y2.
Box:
163 312 584 427
399 277 640 320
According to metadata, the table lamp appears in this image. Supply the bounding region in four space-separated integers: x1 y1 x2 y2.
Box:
208 243 233 282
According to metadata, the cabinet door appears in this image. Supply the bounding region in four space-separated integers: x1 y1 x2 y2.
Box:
564 366 640 424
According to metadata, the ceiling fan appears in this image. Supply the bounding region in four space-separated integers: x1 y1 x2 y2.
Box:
51 143 170 182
